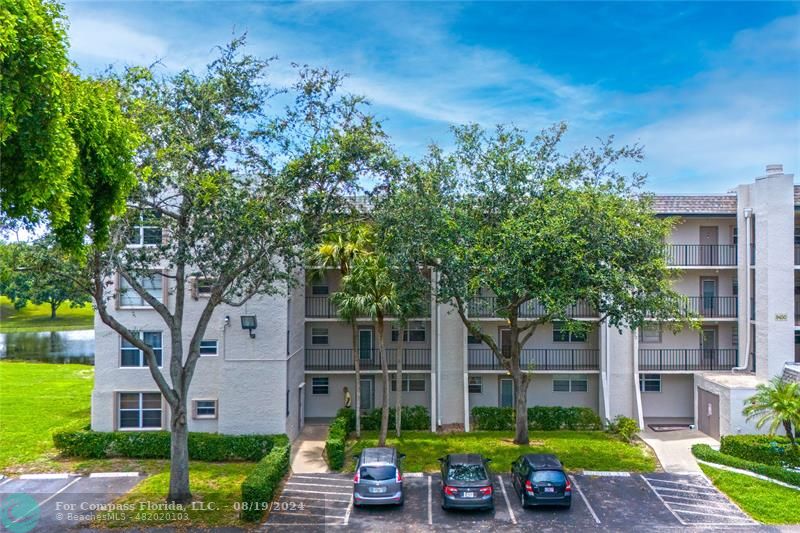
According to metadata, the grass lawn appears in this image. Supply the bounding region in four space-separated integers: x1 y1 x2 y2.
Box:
0 296 93 332
700 464 800 524
0 361 94 470
97 462 256 528
345 430 656 473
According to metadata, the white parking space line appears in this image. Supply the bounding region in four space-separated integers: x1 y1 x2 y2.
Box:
343 496 353 525
672 508 751 518
285 481 353 490
278 497 351 505
497 475 517 525
12 477 81 524
569 475 600 525
647 485 719 495
640 475 686 526
283 488 354 496
582 471 630 477
644 477 715 490
88 472 140 478
427 474 433 525
662 497 736 509
290 475 351 484
266 522 347 527
0 478 13 488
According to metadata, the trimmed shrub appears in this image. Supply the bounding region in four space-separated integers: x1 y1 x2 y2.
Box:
470 406 602 431
719 435 800 468
606 415 639 443
240 442 291 522
692 444 800 487
325 411 351 470
52 430 283 461
361 406 430 431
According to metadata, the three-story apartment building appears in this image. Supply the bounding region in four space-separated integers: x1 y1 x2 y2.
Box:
92 165 798 441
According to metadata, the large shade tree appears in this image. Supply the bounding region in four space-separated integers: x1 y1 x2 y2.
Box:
57 39 391 503
379 123 689 444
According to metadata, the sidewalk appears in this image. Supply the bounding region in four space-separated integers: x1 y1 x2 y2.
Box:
290 423 331 474
638 429 719 473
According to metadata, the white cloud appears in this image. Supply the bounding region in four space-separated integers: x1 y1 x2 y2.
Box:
68 17 168 66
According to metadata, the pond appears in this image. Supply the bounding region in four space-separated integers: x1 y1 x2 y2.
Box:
0 330 94 364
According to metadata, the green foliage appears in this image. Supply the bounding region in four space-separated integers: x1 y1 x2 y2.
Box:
52 430 285 462
742 377 800 448
325 409 353 470
719 435 800 467
606 415 640 442
360 406 430 431
693 444 800 487
470 406 602 431
240 442 291 522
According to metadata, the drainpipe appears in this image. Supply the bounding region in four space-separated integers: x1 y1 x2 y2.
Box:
733 208 753 372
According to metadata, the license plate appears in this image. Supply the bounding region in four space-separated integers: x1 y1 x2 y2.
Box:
544 487 555 493
369 486 386 493
463 492 475 498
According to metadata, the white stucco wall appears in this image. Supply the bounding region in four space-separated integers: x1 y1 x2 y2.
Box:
467 374 599 411
640 374 694 419
303 373 431 418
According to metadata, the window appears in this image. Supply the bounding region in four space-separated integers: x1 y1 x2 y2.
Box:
120 332 163 367
552 375 588 392
312 377 329 395
193 399 217 419
552 323 587 343
732 325 738 346
640 324 661 343
119 273 163 307
128 210 162 246
193 277 214 298
391 323 426 342
311 328 329 345
467 333 482 345
311 280 329 296
118 392 162 429
732 226 738 246
468 376 483 394
732 280 738 297
639 374 662 393
391 376 426 392
199 340 218 356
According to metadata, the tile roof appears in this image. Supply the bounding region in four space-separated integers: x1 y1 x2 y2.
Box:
652 194 738 215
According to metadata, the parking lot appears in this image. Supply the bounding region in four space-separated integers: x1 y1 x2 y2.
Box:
262 471 771 532
0 473 142 532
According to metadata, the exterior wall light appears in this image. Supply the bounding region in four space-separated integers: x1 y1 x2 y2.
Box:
240 315 257 338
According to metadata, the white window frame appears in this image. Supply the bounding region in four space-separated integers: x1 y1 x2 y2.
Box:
391 322 426 343
199 339 218 356
639 374 662 393
468 376 483 394
192 276 215 299
119 272 163 308
312 377 329 395
311 327 329 345
193 399 218 419
118 392 163 430
552 375 588 393
311 279 329 296
120 332 163 368
127 209 162 247
552 322 588 343
639 323 662 343
391 375 426 392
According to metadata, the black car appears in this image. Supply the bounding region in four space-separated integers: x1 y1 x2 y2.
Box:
511 454 571 509
439 454 494 511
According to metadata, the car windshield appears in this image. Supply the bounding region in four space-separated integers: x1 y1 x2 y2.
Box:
447 464 487 482
531 470 566 483
359 466 396 481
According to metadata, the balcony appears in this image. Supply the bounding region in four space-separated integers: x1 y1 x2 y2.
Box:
305 348 431 371
467 297 597 319
468 348 599 371
682 296 738 318
795 245 800 266
666 244 736 267
305 296 431 319
639 348 738 371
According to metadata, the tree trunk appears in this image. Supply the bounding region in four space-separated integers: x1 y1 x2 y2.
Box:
50 301 58 319
352 322 361 437
396 329 404 437
512 368 530 445
783 420 797 448
377 318 390 446
167 402 192 503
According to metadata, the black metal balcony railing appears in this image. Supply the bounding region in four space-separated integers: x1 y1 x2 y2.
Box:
305 296 431 319
683 296 738 318
467 348 599 371
467 297 597 319
666 244 737 267
639 349 738 371
305 348 431 371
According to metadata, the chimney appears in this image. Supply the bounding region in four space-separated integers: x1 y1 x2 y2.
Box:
765 164 783 175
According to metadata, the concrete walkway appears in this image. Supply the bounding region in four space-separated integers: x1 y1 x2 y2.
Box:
638 429 719 473
290 423 331 474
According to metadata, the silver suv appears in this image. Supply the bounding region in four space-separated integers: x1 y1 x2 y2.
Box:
352 447 405 507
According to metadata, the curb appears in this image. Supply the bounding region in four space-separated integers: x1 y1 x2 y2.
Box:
89 472 141 478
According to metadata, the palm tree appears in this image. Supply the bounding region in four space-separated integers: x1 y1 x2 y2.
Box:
314 226 372 437
743 377 800 448
341 254 399 446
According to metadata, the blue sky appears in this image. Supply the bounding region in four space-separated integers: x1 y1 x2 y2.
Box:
64 1 800 193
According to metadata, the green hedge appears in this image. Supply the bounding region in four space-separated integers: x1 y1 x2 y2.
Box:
240 442 291 521
606 415 639 443
361 406 430 431
692 444 800 487
52 430 284 461
325 409 352 470
471 406 602 431
719 435 800 468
